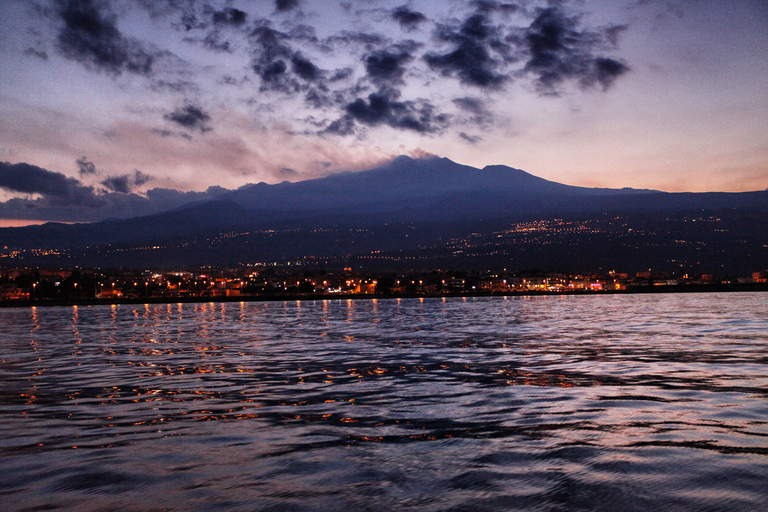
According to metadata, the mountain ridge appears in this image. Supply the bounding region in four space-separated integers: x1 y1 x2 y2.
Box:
220 156 659 214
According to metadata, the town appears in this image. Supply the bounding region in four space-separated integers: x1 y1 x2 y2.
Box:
1 265 766 304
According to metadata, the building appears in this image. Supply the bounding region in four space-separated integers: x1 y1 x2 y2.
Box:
0 283 29 300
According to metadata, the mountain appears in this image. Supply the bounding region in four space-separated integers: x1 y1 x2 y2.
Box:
219 156 656 218
1 156 767 272
215 155 766 221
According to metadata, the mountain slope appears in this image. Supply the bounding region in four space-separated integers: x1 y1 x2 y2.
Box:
221 155 655 215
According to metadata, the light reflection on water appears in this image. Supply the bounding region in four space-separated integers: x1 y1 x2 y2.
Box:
1 293 767 511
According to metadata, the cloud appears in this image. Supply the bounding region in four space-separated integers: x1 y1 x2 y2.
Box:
291 53 321 81
164 105 212 132
453 96 494 126
24 47 49 60
589 57 631 90
364 42 419 85
392 6 427 29
424 13 509 88
247 21 328 93
56 0 155 75
100 175 130 194
151 128 193 140
76 156 97 175
250 23 296 91
213 8 247 26
0 161 99 207
523 7 630 92
150 79 199 93
276 0 300 13
327 89 449 135
471 1 519 15
101 170 153 194
134 170 153 186
459 132 483 143
0 160 216 222
193 7 250 53
322 31 386 52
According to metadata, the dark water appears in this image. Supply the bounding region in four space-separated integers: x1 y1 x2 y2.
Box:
1 293 767 511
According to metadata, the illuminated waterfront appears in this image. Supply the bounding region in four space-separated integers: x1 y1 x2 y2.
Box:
1 293 767 511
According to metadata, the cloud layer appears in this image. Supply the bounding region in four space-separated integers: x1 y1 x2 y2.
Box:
38 0 631 139
0 160 221 222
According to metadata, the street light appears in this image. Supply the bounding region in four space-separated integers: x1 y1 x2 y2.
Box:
32 283 36 300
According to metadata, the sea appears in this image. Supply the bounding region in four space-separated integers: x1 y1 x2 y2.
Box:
1 292 767 511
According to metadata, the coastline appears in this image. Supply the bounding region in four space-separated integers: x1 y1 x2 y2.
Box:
3 282 767 309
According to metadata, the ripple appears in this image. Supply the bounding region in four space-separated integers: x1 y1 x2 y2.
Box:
1 293 767 511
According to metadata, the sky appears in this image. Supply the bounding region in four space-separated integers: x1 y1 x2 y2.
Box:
0 0 767 224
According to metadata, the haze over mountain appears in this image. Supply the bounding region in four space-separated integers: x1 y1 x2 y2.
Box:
1 156 767 272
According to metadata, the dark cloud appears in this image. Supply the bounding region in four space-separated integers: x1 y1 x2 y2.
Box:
425 14 509 88
76 157 96 175
249 23 325 92
213 8 247 26
419 4 628 94
164 105 212 132
101 170 152 194
322 31 386 52
590 57 630 90
330 67 354 81
201 31 233 53
133 170 153 186
364 46 416 85
392 6 427 29
198 7 248 51
56 0 155 75
304 88 336 109
0 163 226 222
459 132 483 143
327 90 449 135
291 53 321 81
150 79 199 93
151 128 193 141
250 24 295 90
262 59 288 81
276 0 300 13
472 1 519 15
453 96 487 114
101 175 131 194
453 96 494 125
523 7 630 92
0 161 99 206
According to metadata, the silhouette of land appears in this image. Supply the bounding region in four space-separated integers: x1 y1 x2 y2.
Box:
1 157 766 276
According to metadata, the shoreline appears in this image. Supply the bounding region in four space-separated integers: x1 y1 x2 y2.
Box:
2 282 767 309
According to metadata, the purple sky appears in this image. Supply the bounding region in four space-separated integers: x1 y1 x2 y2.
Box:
0 0 767 224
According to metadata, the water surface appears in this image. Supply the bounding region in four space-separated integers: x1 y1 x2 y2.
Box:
1 293 767 511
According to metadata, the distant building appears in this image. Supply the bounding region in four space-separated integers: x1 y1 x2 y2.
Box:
0 284 29 300
96 287 123 299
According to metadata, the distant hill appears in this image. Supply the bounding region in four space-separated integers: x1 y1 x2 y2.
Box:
1 156 767 271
